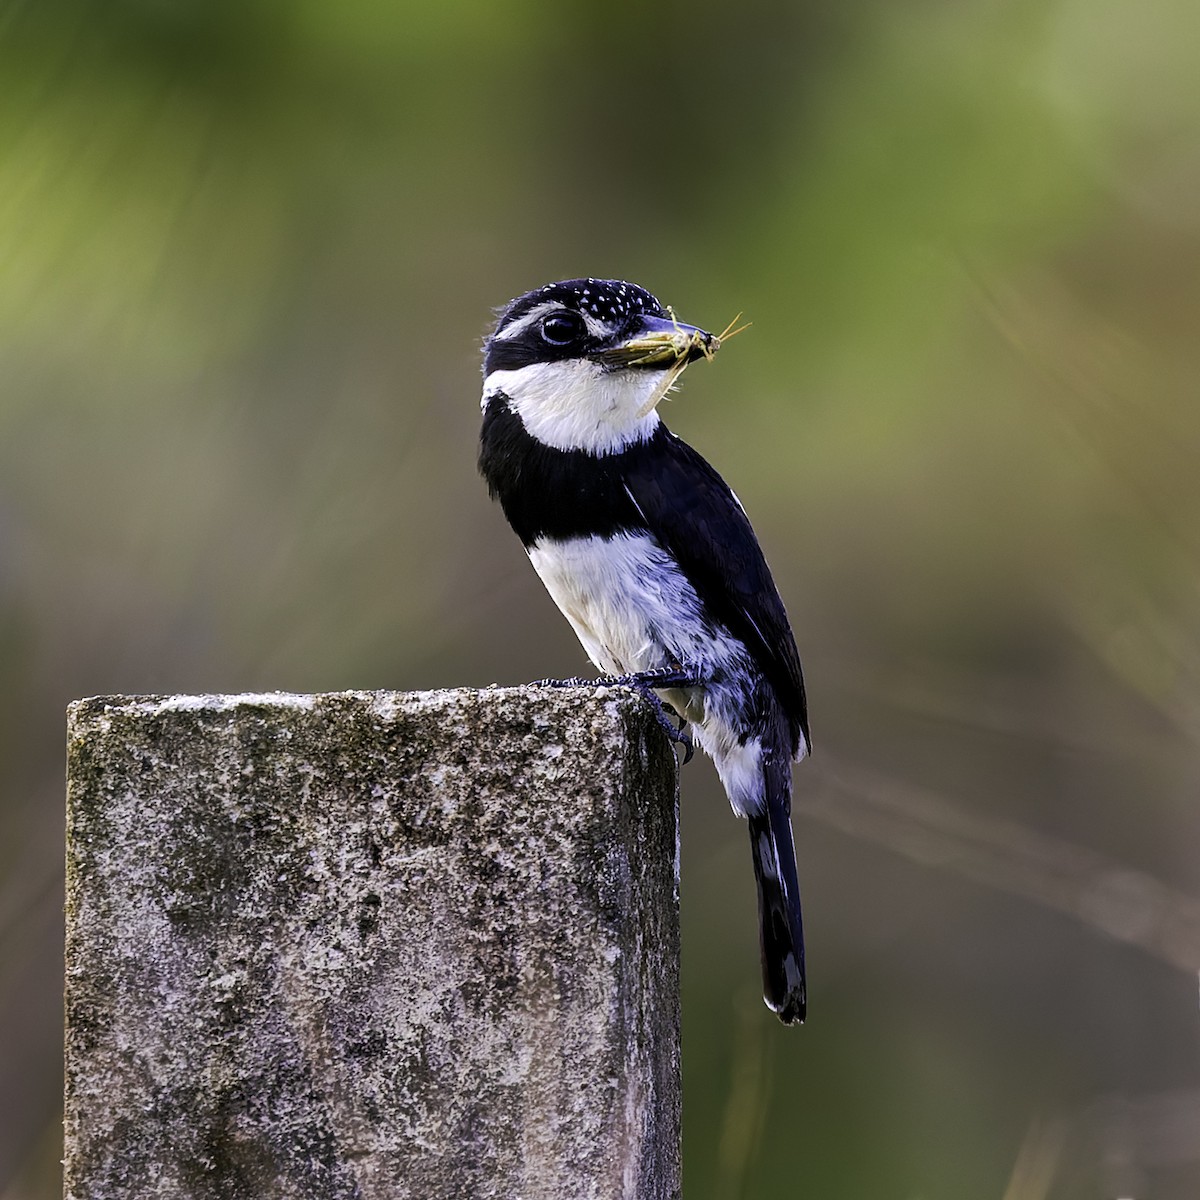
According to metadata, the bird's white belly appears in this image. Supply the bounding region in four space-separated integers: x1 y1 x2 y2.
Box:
527 531 690 676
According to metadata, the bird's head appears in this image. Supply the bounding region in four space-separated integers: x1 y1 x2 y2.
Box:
481 278 718 455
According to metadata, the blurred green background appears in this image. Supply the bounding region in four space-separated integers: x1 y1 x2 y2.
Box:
3 0 1199 1195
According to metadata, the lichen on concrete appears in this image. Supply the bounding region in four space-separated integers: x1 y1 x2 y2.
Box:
65 686 680 1200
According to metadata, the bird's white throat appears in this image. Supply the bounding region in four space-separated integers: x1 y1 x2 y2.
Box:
482 360 663 455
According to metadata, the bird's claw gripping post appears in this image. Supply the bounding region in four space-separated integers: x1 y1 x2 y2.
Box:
619 678 695 763
533 668 701 763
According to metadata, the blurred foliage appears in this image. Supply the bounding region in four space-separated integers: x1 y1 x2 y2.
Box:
2 0 1199 1196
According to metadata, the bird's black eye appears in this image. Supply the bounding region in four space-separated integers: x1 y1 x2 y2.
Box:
540 312 584 346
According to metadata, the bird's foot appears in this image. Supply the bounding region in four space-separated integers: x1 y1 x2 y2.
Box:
531 667 702 764
629 687 694 763
605 667 702 764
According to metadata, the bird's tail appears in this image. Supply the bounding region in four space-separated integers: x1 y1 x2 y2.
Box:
748 750 806 1024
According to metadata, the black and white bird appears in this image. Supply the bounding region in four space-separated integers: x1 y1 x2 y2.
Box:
478 277 810 1024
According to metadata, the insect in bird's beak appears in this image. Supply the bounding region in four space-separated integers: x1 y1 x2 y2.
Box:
591 307 751 370
602 314 715 367
590 309 752 417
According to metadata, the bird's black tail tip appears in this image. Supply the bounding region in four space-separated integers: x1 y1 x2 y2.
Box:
761 899 806 1025
769 990 806 1025
749 811 807 1027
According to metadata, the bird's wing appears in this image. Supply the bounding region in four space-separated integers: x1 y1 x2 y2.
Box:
623 428 809 749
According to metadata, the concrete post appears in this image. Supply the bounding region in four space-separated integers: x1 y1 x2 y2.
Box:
64 687 680 1200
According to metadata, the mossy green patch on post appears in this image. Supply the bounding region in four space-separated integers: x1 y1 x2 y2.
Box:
65 687 680 1200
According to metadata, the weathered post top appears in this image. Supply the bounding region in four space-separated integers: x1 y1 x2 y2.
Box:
65 686 680 1200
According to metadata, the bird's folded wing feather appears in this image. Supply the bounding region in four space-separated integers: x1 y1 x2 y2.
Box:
623 430 809 747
